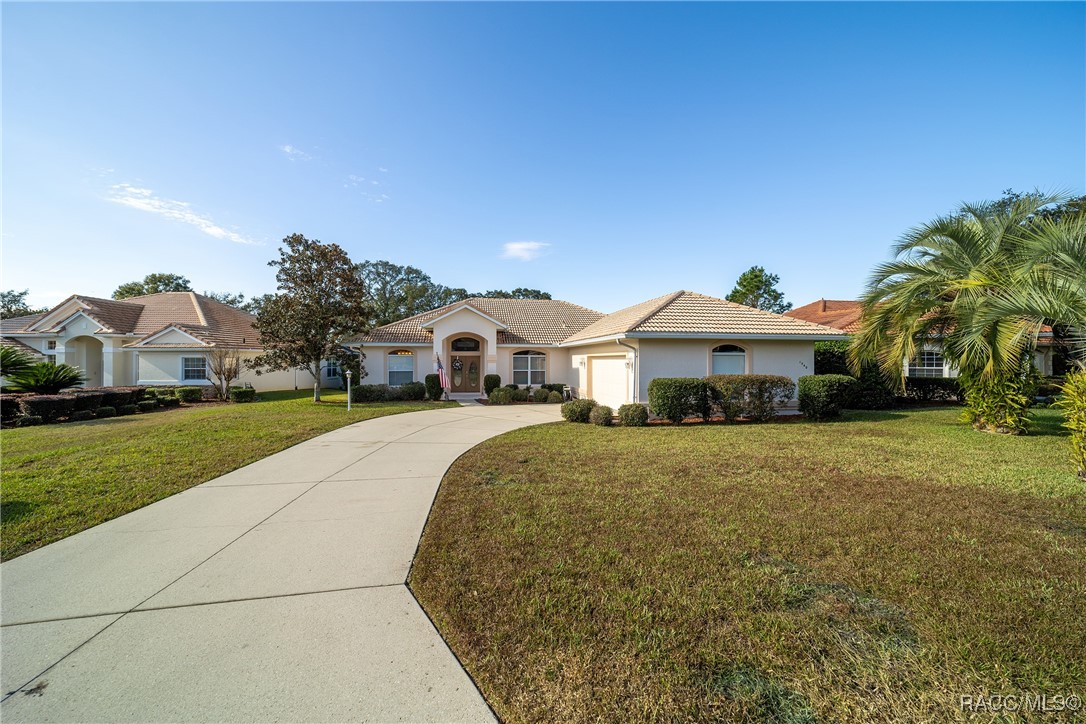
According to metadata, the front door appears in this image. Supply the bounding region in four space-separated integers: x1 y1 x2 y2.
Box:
449 355 480 393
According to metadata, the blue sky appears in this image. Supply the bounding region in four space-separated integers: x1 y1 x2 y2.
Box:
3 2 1083 314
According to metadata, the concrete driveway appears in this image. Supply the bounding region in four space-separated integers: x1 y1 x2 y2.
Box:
1 403 562 722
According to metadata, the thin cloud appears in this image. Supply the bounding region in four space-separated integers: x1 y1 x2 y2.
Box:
108 184 260 246
279 144 312 161
501 240 550 261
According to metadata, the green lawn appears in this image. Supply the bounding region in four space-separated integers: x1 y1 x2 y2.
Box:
0 390 458 560
411 408 1086 722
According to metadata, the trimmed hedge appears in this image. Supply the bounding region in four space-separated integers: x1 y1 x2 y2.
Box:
176 387 204 403
351 384 401 403
532 387 551 403
159 396 181 408
484 374 502 397
230 388 257 403
705 374 796 422
96 406 117 419
19 395 76 423
547 391 563 404
17 415 44 427
648 378 711 424
137 400 157 412
618 403 648 427
69 392 105 412
425 374 443 401
70 409 96 422
118 404 139 416
590 405 614 426
0 393 25 423
798 375 856 420
400 381 427 401
814 340 852 376
561 398 598 423
505 383 519 390
904 377 963 403
849 366 897 410
512 388 530 402
488 387 514 405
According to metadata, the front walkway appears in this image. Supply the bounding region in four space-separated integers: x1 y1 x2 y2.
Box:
1 404 562 722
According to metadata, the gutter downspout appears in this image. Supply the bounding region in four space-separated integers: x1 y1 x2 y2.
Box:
616 338 639 403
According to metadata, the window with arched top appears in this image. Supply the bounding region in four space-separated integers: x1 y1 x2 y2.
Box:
388 350 414 386
711 344 747 375
512 350 546 386
451 337 480 352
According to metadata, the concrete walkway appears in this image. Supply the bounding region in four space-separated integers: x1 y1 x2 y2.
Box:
1 404 562 722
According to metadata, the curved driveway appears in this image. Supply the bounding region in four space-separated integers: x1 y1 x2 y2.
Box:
1 403 562 722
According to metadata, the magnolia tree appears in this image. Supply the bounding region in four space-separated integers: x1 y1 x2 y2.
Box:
250 234 370 402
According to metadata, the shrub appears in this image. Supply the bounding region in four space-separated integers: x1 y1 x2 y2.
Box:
4 362 86 394
505 383 519 390
561 398 597 423
95 406 117 418
19 395 76 423
848 366 897 410
137 400 157 412
590 405 614 426
351 384 402 403
1055 370 1086 479
960 372 1031 435
69 392 104 412
400 381 427 401
513 388 530 402
488 387 514 405
176 387 204 403
814 340 852 376
99 389 135 407
160 396 181 408
229 387 257 403
1 345 37 379
425 374 443 401
70 409 96 422
0 393 25 423
17 415 43 427
705 374 795 423
118 404 139 416
547 391 563 403
532 387 551 403
798 375 856 420
648 378 711 424
904 377 963 403
618 403 648 427
484 374 502 397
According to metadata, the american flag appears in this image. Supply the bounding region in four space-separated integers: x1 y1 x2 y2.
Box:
437 355 450 389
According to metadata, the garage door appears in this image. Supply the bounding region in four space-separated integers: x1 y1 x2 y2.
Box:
589 356 629 409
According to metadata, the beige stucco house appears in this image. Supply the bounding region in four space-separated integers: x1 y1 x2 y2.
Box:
348 291 847 409
0 292 325 391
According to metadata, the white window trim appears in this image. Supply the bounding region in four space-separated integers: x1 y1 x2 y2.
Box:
710 344 748 375
512 350 547 386
388 351 415 386
181 356 208 382
908 350 945 378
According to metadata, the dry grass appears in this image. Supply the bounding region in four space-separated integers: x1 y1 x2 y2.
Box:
411 408 1086 722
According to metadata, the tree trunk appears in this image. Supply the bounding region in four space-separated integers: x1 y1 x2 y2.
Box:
313 379 321 402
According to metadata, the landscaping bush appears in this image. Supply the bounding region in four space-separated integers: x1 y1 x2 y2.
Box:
118 404 139 416
19 395 76 423
904 377 963 403
848 365 897 410
176 387 204 403
1055 370 1086 479
488 387 514 405
0 393 25 423
100 389 135 408
590 405 614 426
137 400 157 413
547 391 563 404
513 388 530 402
648 378 711 424
95 406 117 418
484 374 502 397
4 362 86 394
425 374 444 401
69 392 104 412
351 384 401 403
618 403 648 427
159 396 181 408
561 398 597 423
70 409 96 422
814 340 852 376
532 387 551 403
400 381 427 401
17 415 43 427
960 372 1031 435
229 388 257 403
798 374 856 420
705 374 795 422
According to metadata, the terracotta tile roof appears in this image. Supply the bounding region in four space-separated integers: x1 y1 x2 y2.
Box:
351 298 604 346
0 313 45 334
12 293 261 349
1 337 46 358
784 299 864 334
562 291 846 343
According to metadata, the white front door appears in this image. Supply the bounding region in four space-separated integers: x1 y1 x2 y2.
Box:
588 356 628 409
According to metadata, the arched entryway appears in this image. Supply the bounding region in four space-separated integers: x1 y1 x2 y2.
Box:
446 335 483 393
64 336 104 387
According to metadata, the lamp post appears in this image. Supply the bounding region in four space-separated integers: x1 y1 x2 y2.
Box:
346 369 352 411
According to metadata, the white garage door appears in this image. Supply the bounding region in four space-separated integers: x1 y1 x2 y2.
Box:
589 356 629 409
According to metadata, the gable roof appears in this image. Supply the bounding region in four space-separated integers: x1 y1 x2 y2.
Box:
784 299 864 334
1 336 46 358
5 293 261 349
351 298 605 346
561 291 847 343
0 313 46 335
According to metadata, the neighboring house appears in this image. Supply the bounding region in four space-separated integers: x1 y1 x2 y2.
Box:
348 291 846 409
0 292 326 391
785 298 1062 377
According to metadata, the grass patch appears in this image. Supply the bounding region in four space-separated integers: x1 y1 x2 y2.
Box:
1 389 457 559
411 407 1086 721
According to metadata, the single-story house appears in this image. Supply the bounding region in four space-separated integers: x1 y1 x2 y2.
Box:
785 298 1064 377
347 291 847 409
0 292 330 391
